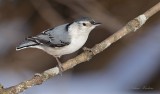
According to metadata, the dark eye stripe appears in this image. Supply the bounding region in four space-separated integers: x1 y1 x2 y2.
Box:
90 20 95 25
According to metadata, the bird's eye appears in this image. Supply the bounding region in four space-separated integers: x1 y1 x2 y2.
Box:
82 23 86 26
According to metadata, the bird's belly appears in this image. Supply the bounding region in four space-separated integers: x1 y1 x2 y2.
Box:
46 35 88 57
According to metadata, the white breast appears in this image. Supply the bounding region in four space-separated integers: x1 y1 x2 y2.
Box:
43 33 89 57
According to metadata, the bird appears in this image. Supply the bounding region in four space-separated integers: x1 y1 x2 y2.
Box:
16 17 101 73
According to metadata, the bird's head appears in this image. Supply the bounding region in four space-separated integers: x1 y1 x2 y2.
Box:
68 17 101 34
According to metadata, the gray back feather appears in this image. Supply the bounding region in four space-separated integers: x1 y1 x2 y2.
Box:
39 23 71 45
35 24 71 45
16 23 71 50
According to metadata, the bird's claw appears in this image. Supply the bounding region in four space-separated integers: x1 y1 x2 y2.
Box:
83 47 95 61
83 47 93 53
34 73 42 77
58 65 64 76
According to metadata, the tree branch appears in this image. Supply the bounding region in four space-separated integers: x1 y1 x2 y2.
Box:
0 2 160 94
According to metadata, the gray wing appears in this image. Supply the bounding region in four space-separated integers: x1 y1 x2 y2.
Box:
16 23 71 50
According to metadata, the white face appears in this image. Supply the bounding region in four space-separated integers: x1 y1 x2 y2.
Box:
68 20 100 34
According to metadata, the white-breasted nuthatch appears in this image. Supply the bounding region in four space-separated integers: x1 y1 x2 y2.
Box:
16 17 101 72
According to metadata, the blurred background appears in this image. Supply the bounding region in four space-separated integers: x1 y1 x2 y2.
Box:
0 0 160 94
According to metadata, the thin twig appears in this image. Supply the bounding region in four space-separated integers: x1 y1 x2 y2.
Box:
0 2 159 94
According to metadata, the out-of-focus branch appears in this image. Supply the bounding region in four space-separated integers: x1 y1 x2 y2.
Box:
0 2 159 94
30 0 65 26
55 0 123 31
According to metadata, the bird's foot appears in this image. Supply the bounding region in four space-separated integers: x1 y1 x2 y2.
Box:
83 47 95 61
83 47 94 53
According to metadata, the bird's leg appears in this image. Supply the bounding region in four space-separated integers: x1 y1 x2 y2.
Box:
55 57 63 75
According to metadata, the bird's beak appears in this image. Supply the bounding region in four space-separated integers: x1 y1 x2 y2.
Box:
93 22 101 26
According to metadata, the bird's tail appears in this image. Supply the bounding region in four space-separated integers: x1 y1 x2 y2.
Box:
16 37 40 51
